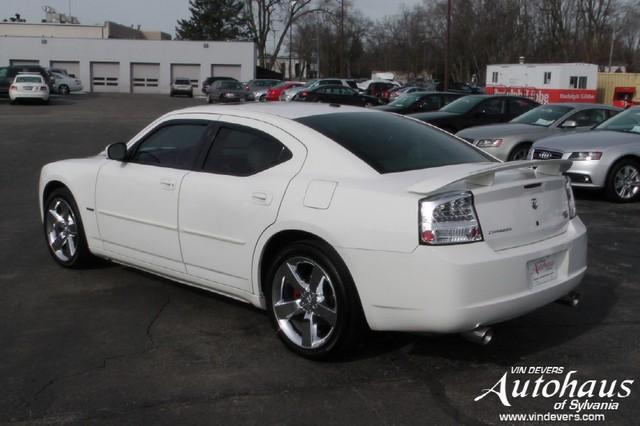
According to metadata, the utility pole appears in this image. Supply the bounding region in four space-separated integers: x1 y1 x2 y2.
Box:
340 0 344 77
444 0 451 91
608 25 616 68
289 1 297 80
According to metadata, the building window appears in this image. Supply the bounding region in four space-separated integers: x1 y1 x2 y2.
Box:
491 71 498 83
569 76 587 89
569 76 578 88
544 72 551 84
578 76 587 89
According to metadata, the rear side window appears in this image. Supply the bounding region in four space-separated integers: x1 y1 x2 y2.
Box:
203 127 292 176
130 123 208 169
296 112 495 174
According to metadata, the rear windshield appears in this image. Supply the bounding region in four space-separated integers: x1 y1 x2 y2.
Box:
296 112 495 174
220 81 243 90
16 76 42 83
512 105 573 126
175 79 191 85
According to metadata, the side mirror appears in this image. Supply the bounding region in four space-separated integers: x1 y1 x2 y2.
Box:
106 142 128 161
561 120 578 129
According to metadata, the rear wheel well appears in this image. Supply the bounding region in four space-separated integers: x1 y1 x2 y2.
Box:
260 230 326 296
43 181 68 205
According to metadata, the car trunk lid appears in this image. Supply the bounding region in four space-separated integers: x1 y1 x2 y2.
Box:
407 160 573 251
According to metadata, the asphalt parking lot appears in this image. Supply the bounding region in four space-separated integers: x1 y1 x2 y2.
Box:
1 94 639 425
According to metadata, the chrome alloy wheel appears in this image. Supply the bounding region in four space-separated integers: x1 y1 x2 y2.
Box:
271 257 338 349
614 165 640 200
45 198 79 262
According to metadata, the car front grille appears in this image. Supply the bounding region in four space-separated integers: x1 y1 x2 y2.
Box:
532 149 563 160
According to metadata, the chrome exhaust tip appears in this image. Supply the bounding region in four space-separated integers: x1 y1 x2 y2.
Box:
556 291 580 308
461 326 493 345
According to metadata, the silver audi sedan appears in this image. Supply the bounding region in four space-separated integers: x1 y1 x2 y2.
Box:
457 103 621 161
529 106 640 202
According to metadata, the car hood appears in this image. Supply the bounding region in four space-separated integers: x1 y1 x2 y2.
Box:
408 111 457 122
457 123 550 139
534 130 640 152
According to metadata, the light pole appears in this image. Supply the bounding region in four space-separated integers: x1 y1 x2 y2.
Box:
289 1 297 80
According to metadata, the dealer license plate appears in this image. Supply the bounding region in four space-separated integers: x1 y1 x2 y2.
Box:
528 255 557 286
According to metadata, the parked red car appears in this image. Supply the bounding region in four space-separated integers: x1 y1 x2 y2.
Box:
266 81 305 101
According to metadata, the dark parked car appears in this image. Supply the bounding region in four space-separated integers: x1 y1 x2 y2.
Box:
201 76 238 94
436 81 484 94
0 65 54 96
293 84 381 107
206 80 253 103
373 91 464 115
409 95 539 133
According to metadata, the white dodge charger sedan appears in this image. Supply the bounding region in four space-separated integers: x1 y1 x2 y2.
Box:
39 103 587 358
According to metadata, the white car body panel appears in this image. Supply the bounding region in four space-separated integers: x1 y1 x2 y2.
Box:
52 72 83 93
39 103 587 333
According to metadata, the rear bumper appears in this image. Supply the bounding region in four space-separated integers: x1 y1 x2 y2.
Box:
340 217 587 333
10 91 49 100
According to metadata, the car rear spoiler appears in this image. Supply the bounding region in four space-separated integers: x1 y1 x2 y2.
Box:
407 159 572 195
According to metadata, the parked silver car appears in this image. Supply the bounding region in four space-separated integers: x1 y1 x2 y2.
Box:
457 103 621 161
530 106 640 202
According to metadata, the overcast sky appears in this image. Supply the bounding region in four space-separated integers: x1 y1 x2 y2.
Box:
2 0 423 36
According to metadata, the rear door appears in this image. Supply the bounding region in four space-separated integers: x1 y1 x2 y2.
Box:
95 118 214 273
178 116 306 292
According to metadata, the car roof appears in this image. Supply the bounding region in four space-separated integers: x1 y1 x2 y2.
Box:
173 102 377 120
540 102 621 110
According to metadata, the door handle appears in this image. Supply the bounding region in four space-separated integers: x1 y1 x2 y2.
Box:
160 178 176 190
252 192 272 205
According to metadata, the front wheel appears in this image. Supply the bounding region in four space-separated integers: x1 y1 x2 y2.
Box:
59 85 70 95
508 143 532 161
266 240 365 359
44 187 94 268
605 159 640 202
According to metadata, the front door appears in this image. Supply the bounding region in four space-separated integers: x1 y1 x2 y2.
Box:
95 119 212 273
178 116 305 292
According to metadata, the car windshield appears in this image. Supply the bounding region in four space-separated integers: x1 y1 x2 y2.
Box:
595 108 640 133
220 82 243 90
296 112 495 174
440 96 485 114
16 76 42 83
511 105 573 127
388 93 422 107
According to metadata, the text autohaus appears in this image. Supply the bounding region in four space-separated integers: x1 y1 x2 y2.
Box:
475 366 634 412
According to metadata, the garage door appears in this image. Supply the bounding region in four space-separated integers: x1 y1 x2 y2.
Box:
171 64 200 88
211 64 241 80
10 59 39 66
91 62 120 92
50 61 80 78
131 63 161 94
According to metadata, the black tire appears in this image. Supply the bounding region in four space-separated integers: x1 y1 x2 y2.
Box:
43 187 95 268
9 99 16 105
604 158 640 203
59 85 70 95
265 240 366 360
42 98 50 105
207 95 213 104
508 143 532 161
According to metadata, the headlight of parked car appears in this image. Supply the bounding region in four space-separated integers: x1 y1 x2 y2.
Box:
568 152 602 161
475 138 503 148
419 191 483 245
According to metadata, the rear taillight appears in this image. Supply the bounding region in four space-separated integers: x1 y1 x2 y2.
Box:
40 86 48 91
10 85 17 91
564 176 577 218
419 191 483 245
300 91 308 97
